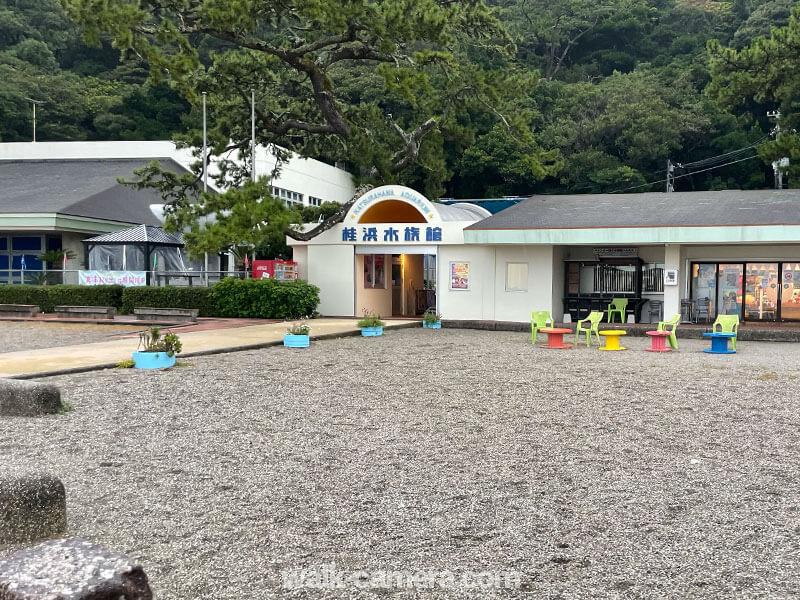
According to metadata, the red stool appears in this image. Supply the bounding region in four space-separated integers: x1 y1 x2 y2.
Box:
645 330 671 352
539 327 572 349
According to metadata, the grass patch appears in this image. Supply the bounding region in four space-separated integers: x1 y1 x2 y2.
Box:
174 360 195 368
116 359 135 369
57 401 73 414
757 372 778 381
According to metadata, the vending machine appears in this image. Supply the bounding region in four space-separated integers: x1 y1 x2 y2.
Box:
252 260 298 280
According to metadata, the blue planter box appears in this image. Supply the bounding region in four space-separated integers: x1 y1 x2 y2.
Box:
423 320 441 329
361 326 383 337
284 334 310 348
132 351 176 369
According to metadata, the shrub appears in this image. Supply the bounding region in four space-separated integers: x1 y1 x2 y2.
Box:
121 286 217 316
357 311 385 328
0 285 124 312
211 278 320 319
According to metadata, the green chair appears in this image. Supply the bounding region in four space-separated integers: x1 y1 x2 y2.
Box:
657 313 681 350
606 298 628 323
576 311 603 346
713 314 740 350
531 310 554 344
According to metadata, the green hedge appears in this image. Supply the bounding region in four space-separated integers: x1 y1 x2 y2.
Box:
210 278 320 319
0 285 124 313
120 286 218 317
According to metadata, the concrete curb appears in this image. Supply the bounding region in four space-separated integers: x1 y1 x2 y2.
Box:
0 379 63 415
11 322 420 380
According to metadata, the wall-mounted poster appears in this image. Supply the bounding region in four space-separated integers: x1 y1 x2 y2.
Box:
450 262 470 290
664 269 678 286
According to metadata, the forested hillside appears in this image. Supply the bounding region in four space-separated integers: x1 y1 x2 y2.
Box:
1 0 794 196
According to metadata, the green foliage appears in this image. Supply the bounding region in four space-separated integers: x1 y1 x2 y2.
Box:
116 359 135 368
708 2 800 182
422 308 442 324
0 285 123 312
138 326 182 356
286 321 311 335
357 311 385 328
210 278 320 320
120 286 217 316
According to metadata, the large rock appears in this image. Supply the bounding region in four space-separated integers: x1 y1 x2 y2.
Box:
0 380 62 417
0 537 152 600
0 474 66 545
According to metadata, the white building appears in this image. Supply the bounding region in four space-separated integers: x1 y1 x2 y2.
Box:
290 185 800 325
0 141 354 282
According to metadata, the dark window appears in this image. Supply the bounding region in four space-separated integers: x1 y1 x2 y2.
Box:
11 236 42 251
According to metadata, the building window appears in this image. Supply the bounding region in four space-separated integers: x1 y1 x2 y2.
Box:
270 186 304 207
505 262 528 292
308 196 323 207
363 254 385 289
642 263 664 293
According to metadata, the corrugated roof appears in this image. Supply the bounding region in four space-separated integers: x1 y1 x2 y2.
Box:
466 190 800 230
83 224 183 245
0 158 189 226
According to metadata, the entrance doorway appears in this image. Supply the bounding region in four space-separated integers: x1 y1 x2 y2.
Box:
390 254 436 316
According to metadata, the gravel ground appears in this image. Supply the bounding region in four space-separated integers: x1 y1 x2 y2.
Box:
2 328 800 599
0 322 142 352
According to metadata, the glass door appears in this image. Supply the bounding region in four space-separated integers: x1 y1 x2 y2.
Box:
717 264 743 318
691 263 717 320
745 263 779 321
780 263 800 321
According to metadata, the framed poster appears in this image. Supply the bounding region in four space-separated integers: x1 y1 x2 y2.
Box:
450 262 470 290
664 269 678 286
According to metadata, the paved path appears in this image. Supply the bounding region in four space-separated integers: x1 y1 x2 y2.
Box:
0 319 417 378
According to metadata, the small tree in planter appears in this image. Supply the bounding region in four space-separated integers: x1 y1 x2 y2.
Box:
357 311 385 336
284 321 311 348
422 308 442 329
133 327 182 369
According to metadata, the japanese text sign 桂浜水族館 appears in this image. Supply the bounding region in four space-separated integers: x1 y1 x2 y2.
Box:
341 226 442 243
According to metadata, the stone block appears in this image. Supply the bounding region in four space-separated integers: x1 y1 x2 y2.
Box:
54 306 116 320
0 380 63 417
0 538 152 600
133 307 198 322
0 474 66 545
0 306 39 318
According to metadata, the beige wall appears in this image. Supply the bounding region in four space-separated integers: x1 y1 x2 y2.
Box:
355 253 392 318
307 245 354 316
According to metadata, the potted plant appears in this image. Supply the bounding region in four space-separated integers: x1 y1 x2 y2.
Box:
284 321 311 347
422 308 442 329
357 310 385 336
132 326 182 369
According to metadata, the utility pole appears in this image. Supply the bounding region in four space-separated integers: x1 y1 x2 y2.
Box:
24 98 44 142
202 91 209 286
666 159 674 193
250 88 256 181
768 110 786 189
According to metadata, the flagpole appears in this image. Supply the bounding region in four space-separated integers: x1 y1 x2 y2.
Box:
251 88 256 181
202 91 209 287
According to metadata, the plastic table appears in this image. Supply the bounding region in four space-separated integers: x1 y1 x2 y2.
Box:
703 332 736 354
598 329 627 351
539 327 572 349
645 330 671 352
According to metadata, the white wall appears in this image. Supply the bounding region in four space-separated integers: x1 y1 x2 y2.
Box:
307 245 354 316
439 244 556 323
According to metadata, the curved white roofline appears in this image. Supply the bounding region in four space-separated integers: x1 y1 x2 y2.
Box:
346 185 490 224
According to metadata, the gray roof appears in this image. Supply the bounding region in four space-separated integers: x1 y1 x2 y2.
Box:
0 158 189 226
466 189 800 230
83 224 183 246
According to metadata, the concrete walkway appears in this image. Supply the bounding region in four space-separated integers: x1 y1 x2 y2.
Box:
0 319 418 379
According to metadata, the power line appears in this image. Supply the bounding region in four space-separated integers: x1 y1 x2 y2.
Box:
610 154 761 193
679 136 768 170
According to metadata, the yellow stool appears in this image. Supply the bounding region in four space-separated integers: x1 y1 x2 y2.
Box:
599 330 627 351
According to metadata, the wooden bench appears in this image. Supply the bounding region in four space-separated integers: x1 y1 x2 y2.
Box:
133 307 199 322
55 305 116 320
0 304 39 318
